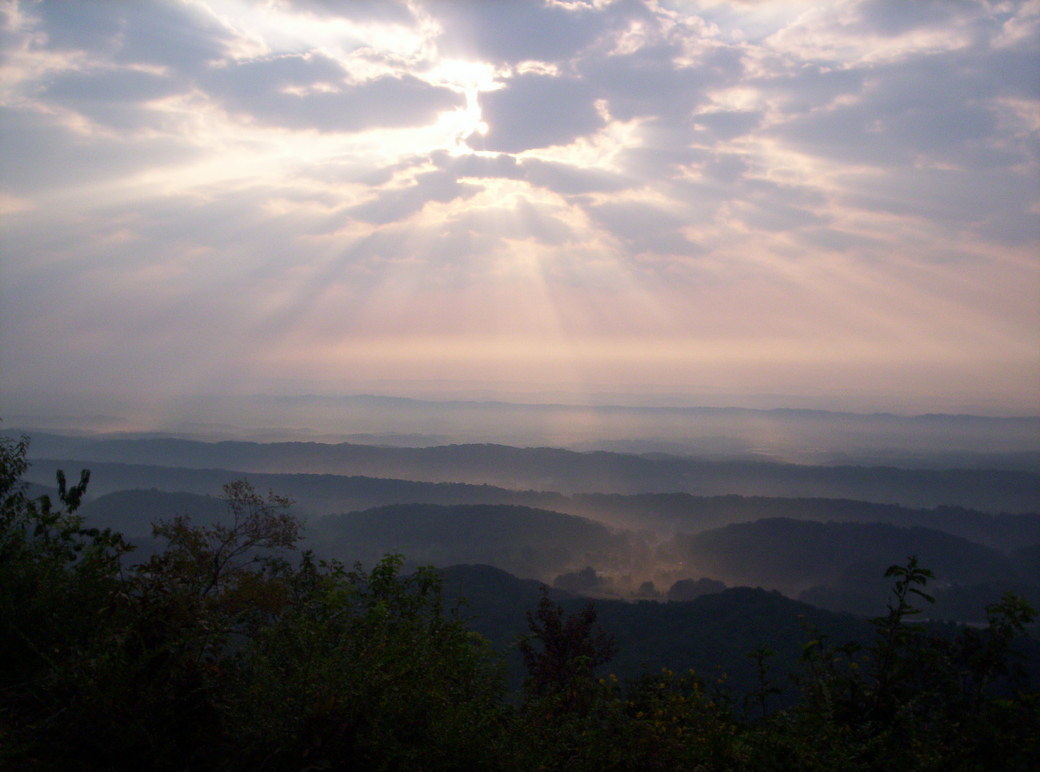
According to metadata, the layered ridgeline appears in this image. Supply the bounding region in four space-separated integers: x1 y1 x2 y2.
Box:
65 489 1040 622
14 398 1040 467
15 430 1040 510
34 463 1040 550
13 427 1038 626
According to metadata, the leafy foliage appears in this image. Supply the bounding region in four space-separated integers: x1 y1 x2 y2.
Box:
779 556 1040 771
0 435 510 769
0 435 132 762
222 552 512 770
520 589 617 704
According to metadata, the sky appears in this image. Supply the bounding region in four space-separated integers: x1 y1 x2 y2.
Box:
1 0 1038 424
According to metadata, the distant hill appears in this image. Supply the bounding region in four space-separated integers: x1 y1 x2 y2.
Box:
78 489 226 538
439 564 876 699
15 432 1040 510
565 493 1040 552
664 518 1022 596
23 460 1040 553
311 503 644 581
12 396 1038 461
57 481 1040 625
20 459 566 518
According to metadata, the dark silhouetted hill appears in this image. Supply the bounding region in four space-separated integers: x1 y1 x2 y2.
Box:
440 564 875 698
78 489 226 538
663 518 1021 596
312 503 645 581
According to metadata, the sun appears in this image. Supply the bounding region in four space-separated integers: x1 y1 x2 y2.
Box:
421 59 499 153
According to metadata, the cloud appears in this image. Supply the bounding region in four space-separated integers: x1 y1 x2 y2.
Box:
587 199 701 256
693 109 761 140
41 68 186 130
433 150 523 180
840 166 1040 244
855 0 966 38
750 63 865 115
520 158 631 195
33 0 234 72
576 21 743 124
1 0 1037 415
0 106 201 194
430 0 610 64
477 73 602 152
277 0 415 24
346 167 482 224
699 153 748 183
207 59 462 132
761 42 1032 169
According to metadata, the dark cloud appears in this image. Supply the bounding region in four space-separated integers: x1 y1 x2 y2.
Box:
770 106 909 166
210 52 348 92
856 0 971 38
587 201 699 256
208 61 462 132
34 0 233 73
980 48 1040 99
752 64 864 116
427 0 611 64
0 107 199 194
477 73 602 152
44 68 182 103
42 68 186 130
767 44 1038 173
840 167 1040 244
521 158 631 195
278 0 414 24
578 42 741 123
693 110 761 140
700 154 748 184
433 151 523 180
866 54 1002 112
29 1 125 53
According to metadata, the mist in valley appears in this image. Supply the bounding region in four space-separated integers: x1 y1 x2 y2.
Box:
9 396 1039 629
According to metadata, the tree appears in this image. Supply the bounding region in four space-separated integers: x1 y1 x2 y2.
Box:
131 479 300 645
869 554 936 717
221 553 515 770
780 555 1040 771
520 588 617 705
0 434 130 757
